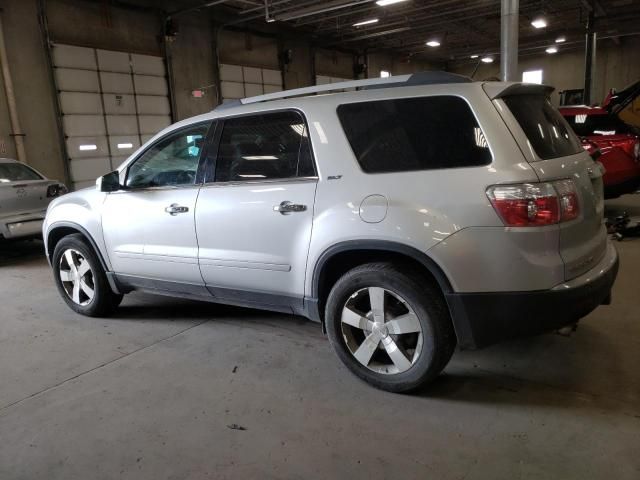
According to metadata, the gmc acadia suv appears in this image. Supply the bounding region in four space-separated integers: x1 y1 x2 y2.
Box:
44 72 619 392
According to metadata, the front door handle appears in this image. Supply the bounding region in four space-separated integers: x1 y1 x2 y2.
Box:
273 201 307 214
165 203 189 216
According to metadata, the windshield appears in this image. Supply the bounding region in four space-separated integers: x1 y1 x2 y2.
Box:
0 162 43 183
504 95 583 160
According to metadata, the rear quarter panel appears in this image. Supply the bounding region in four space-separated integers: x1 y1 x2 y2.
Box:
300 84 543 296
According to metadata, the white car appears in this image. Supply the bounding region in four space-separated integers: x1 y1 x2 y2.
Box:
0 158 67 240
44 73 618 392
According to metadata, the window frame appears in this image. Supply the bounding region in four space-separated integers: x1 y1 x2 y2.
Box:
336 94 494 175
119 120 214 192
202 108 318 186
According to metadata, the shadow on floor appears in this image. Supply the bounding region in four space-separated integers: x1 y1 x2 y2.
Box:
0 239 46 267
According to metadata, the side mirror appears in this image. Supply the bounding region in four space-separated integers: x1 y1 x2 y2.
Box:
97 171 123 192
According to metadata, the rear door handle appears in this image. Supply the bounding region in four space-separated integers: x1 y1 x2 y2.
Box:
273 201 307 214
165 203 189 215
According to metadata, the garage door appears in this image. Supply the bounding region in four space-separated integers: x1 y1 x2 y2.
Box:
52 44 172 190
219 64 283 103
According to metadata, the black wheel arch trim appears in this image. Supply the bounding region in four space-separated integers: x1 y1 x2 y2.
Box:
46 221 110 273
311 240 454 300
309 240 478 344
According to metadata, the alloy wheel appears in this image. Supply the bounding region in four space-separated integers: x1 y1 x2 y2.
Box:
59 248 95 306
340 287 424 375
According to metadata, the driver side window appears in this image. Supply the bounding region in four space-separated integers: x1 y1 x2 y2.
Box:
126 122 211 189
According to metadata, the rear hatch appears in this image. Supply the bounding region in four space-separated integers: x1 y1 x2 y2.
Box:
604 80 640 132
486 84 607 281
0 162 53 217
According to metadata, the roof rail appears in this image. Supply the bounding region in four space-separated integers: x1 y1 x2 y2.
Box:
214 71 472 110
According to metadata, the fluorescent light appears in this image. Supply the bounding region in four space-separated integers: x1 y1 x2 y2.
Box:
426 40 440 47
555 36 566 43
353 18 379 27
481 56 494 63
546 46 558 54
531 17 547 29
470 54 479 59
79 144 97 151
238 174 266 178
376 0 408 6
242 155 278 160
522 69 543 84
117 143 133 149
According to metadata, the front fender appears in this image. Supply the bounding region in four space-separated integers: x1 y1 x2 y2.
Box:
43 188 110 270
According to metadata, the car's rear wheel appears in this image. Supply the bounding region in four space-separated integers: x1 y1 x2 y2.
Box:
325 262 456 393
52 234 122 317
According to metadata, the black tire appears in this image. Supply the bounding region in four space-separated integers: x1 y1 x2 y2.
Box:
52 233 123 317
325 262 456 393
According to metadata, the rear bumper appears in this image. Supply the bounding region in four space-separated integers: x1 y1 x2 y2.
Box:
0 212 45 239
446 241 619 349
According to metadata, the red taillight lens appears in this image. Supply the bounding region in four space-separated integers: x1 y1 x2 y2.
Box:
487 180 580 227
554 179 580 221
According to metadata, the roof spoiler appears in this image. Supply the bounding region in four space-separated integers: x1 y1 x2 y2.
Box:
483 82 555 99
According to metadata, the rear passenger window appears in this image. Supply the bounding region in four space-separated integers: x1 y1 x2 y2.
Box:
337 96 492 173
215 111 315 182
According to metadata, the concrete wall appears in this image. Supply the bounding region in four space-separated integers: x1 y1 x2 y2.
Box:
169 16 217 118
367 52 442 78
218 29 279 70
282 39 313 89
315 48 354 79
0 1 64 181
450 36 640 105
47 0 161 55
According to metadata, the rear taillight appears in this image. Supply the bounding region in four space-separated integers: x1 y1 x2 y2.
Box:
487 180 580 227
554 179 580 222
47 183 68 198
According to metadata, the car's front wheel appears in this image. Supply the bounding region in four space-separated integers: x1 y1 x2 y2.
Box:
325 262 456 393
52 234 123 317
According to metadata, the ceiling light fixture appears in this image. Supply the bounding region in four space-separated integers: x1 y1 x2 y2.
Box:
555 36 566 43
481 56 494 63
426 40 440 47
546 46 558 54
376 0 408 6
531 17 547 29
470 54 479 59
353 18 379 27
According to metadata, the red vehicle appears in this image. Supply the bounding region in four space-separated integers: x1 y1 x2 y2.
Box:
560 82 640 199
561 105 640 198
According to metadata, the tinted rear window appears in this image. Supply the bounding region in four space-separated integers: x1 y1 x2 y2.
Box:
0 163 42 182
563 112 634 137
337 96 492 173
504 95 582 160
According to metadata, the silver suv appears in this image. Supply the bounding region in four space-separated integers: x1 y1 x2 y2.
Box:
44 72 619 392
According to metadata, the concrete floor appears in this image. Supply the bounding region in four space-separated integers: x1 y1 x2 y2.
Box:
1 198 639 480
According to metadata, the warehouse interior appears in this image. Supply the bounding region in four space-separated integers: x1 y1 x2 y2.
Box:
1 0 640 478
